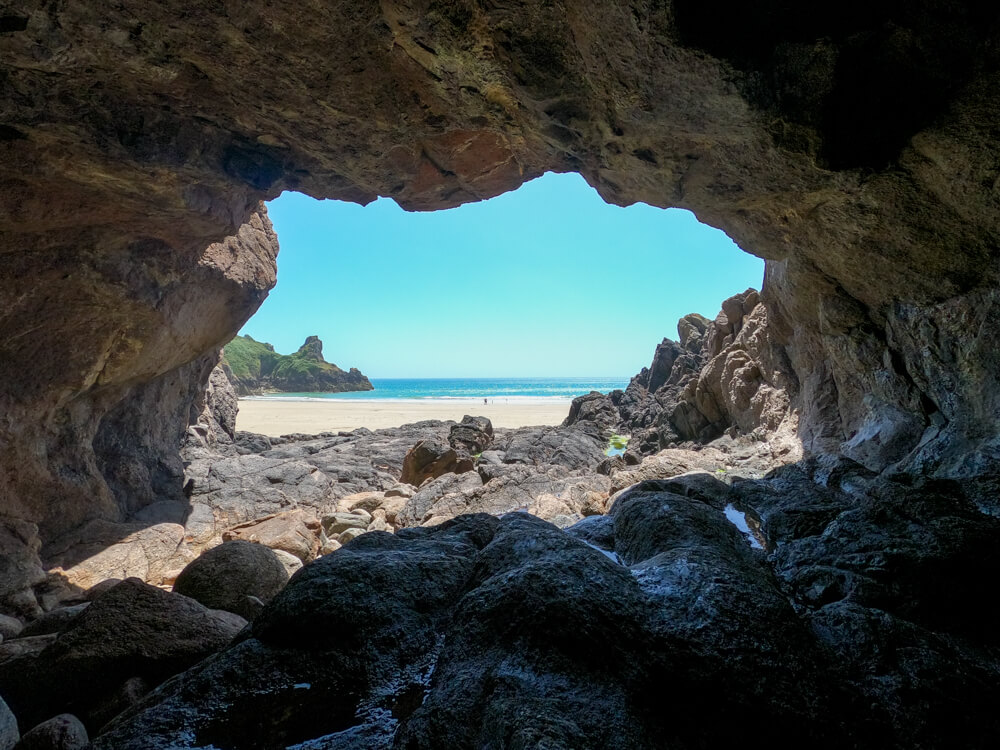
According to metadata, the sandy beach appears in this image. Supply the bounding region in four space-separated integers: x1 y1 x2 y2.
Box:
236 398 571 436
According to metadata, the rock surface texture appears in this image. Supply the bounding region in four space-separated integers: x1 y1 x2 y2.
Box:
2 1 1000 748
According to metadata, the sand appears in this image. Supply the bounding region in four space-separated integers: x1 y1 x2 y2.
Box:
235 399 571 436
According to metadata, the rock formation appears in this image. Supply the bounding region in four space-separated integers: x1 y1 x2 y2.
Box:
567 287 801 465
221 334 373 395
2 1 1000 747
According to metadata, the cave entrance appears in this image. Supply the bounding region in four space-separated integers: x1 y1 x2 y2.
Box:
230 171 763 434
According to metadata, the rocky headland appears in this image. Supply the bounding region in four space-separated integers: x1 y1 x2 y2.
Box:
3 2 1000 747
221 334 373 396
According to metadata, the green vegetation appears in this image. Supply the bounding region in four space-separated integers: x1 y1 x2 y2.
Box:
605 434 630 457
222 335 281 381
221 334 371 394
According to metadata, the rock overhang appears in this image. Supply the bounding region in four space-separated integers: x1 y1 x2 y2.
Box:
0 1 998 576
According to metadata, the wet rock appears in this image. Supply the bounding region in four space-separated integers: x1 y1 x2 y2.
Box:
14 714 88 750
448 415 494 455
91 517 500 749
173 540 289 620
0 579 245 731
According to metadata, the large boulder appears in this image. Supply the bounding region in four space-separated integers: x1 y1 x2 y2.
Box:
0 579 245 732
172 540 289 620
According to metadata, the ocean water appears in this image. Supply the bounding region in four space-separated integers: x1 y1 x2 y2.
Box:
244 377 630 404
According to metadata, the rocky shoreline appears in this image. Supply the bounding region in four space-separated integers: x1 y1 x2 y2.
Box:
2 290 997 747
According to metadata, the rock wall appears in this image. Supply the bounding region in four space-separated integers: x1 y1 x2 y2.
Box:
2 3 999 606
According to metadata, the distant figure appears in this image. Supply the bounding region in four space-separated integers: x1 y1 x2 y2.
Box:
483 398 488 405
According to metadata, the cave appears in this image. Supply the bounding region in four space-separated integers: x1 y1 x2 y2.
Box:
1 1 999 747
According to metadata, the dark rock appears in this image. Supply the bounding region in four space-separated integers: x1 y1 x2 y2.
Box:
400 440 474 487
563 391 619 434
172 540 289 620
0 616 23 641
233 431 272 454
501 426 607 472
0 579 245 731
14 714 88 750
0 697 17 750
17 605 89 639
91 517 500 750
447 415 494 455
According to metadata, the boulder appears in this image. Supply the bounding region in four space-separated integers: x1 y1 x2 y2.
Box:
14 714 88 750
448 416 494 455
0 578 245 731
173 540 289 620
400 440 474 486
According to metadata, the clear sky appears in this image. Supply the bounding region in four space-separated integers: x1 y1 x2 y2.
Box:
241 172 764 378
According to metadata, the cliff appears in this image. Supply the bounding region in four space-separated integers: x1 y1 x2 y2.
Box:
221 335 372 395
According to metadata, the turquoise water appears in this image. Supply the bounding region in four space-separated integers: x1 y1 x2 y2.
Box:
245 377 630 404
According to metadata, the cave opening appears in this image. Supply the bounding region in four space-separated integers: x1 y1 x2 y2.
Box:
228 170 763 437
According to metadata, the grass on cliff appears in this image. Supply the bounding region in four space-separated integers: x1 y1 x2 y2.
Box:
223 335 347 382
222 335 281 379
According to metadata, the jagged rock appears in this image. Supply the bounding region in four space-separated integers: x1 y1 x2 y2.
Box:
447 415 494 455
563 391 620 434
14 714 88 750
172 540 289 620
400 440 474 487
0 696 17 750
0 579 245 732
222 510 320 563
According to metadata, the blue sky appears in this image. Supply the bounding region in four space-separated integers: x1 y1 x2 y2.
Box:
242 172 763 378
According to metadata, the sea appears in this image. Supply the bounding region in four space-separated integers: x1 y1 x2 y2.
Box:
243 377 630 404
